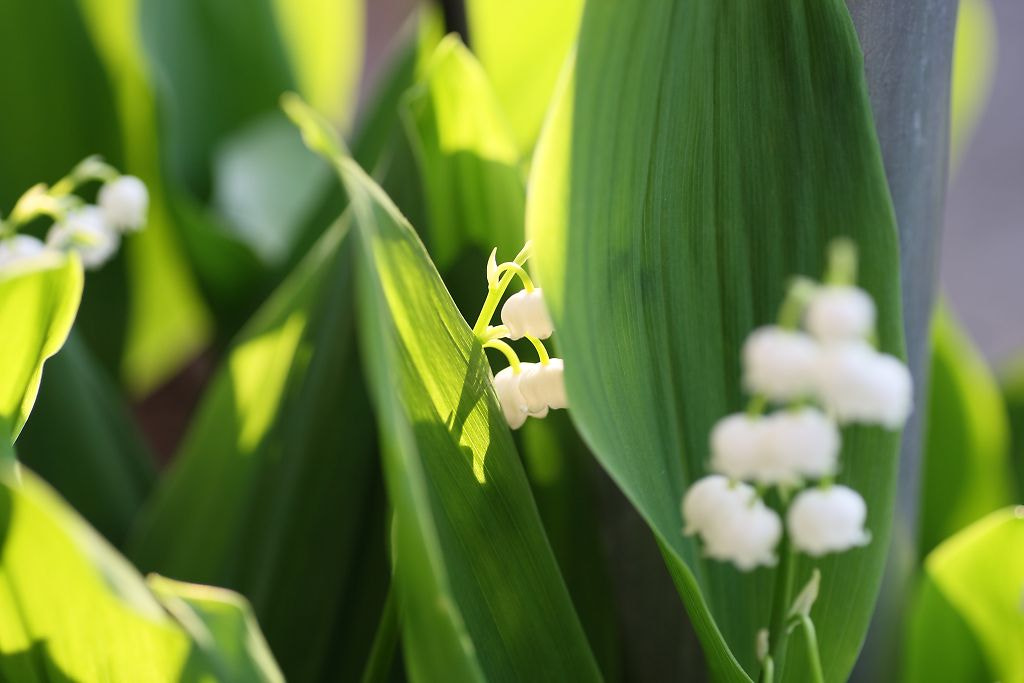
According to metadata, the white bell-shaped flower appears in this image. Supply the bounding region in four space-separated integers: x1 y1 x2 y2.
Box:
805 285 875 342
500 288 553 340
681 475 754 536
787 485 870 556
815 341 912 428
519 358 567 413
0 235 48 270
98 175 149 232
742 326 820 402
47 205 120 270
762 408 840 481
492 366 528 429
709 413 766 482
702 496 782 571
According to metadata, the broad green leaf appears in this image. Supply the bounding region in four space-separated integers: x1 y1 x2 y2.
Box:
903 571 989 683
919 305 1013 555
466 0 584 153
290 101 600 680
1002 356 1024 496
914 508 1024 682
950 0 997 164
130 216 386 682
528 3 904 680
17 334 155 545
0 463 281 682
0 255 83 441
401 35 525 270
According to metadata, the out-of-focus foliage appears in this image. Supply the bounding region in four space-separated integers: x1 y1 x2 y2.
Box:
919 305 1014 556
0 255 82 440
0 465 281 682
1002 357 1024 497
949 0 997 164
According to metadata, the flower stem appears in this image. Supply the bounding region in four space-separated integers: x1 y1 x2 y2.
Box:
524 334 550 364
824 237 857 286
493 262 535 291
483 339 521 373
795 614 825 683
777 276 817 329
472 242 533 337
766 539 796 675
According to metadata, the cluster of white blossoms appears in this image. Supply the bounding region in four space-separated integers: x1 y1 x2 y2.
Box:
682 239 911 571
475 243 567 430
0 157 148 274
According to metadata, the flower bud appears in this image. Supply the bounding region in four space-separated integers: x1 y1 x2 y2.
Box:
47 206 120 270
787 485 870 556
702 496 782 571
501 289 553 340
519 358 567 413
0 235 48 270
98 175 149 232
762 408 839 481
805 285 875 342
681 475 754 536
742 326 819 402
709 413 765 482
492 366 528 429
815 341 912 428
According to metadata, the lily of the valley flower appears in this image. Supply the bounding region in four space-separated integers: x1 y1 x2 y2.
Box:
763 408 840 481
804 285 876 342
681 475 782 570
815 341 912 428
742 326 819 401
98 175 149 232
47 205 120 270
787 485 870 556
493 366 530 430
0 234 49 270
501 288 554 340
519 358 567 412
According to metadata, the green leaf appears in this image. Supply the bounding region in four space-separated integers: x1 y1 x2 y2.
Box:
401 35 525 271
903 572 989 683
1002 356 1024 497
16 334 155 545
528 3 904 680
298 108 600 680
950 0 997 165
919 304 1013 555
129 216 386 682
0 463 281 682
910 508 1024 682
466 0 584 153
0 255 83 441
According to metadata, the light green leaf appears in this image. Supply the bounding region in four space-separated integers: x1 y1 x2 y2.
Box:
401 35 525 270
291 101 600 679
1002 356 1024 497
466 0 584 153
0 464 281 682
919 304 1013 555
528 2 904 680
950 0 997 165
0 255 83 441
130 216 385 682
914 508 1024 682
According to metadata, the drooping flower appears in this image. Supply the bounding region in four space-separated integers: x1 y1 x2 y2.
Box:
762 407 840 481
787 485 870 556
501 288 554 340
98 175 149 232
0 234 49 270
804 285 875 342
519 358 567 413
492 366 528 429
815 341 912 428
742 326 819 402
702 496 782 571
709 413 766 482
47 205 120 270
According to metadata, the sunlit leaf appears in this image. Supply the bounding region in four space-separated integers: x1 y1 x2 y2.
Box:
0 464 280 682
1002 356 1024 496
919 305 1013 555
903 570 989 682
950 0 997 165
0 255 83 441
129 216 385 682
528 2 904 680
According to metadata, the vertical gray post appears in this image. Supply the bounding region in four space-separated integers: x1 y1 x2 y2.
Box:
845 0 959 678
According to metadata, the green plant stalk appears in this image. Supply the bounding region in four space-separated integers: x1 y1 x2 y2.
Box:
796 614 825 683
766 543 796 676
359 585 398 683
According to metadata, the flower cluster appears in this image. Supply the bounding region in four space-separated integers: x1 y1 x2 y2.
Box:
0 156 148 273
682 239 912 571
475 243 567 429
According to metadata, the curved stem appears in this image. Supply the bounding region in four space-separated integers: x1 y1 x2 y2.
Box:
767 540 796 673
472 242 534 337
759 655 775 683
493 262 535 291
481 325 510 342
795 614 825 683
524 334 550 364
483 339 521 373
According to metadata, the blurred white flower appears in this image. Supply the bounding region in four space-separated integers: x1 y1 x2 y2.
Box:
98 175 149 232
742 326 819 402
709 413 766 482
787 485 870 556
815 341 912 428
805 285 875 342
702 495 782 571
492 366 528 429
763 408 840 481
519 358 567 413
47 205 119 270
681 475 754 536
501 288 554 340
0 234 49 270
